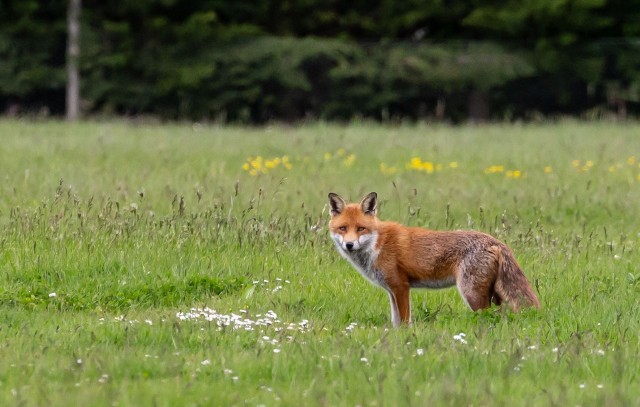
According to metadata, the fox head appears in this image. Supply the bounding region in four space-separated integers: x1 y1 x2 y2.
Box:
328 192 379 254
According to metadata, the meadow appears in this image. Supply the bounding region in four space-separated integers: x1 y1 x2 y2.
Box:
0 119 639 406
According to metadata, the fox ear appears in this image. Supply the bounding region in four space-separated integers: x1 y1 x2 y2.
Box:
360 192 377 216
328 193 346 216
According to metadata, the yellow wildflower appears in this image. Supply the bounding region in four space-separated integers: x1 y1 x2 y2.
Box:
251 156 263 170
422 161 434 173
484 165 504 174
343 154 356 167
324 152 332 161
406 157 438 174
571 160 580 168
628 156 637 166
242 154 292 175
380 163 398 175
449 162 459 169
544 166 553 174
506 170 522 179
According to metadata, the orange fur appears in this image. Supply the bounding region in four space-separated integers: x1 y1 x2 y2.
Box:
328 192 540 327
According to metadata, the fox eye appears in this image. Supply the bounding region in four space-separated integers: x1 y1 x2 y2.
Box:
338 226 347 232
357 226 366 232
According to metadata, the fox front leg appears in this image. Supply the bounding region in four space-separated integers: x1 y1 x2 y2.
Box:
387 287 411 327
387 291 401 327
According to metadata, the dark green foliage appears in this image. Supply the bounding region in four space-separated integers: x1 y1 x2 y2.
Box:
1 0 640 120
155 37 359 122
0 0 67 112
327 41 533 120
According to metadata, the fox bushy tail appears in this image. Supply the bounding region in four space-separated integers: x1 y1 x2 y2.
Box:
494 246 541 311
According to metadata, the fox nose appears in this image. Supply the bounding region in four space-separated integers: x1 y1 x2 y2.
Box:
345 242 354 251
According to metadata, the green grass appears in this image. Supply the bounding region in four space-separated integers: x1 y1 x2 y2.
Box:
0 119 639 406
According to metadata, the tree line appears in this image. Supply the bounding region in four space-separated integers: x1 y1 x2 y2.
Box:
1 0 639 122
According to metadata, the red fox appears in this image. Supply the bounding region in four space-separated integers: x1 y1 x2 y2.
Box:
328 192 540 327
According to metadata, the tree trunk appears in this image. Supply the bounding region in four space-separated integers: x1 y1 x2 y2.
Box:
467 88 489 123
66 0 81 121
435 97 446 120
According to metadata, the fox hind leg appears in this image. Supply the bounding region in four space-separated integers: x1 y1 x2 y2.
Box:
456 264 496 311
491 290 503 306
457 282 492 311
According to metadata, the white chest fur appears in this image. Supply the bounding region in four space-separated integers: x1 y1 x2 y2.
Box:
331 232 387 288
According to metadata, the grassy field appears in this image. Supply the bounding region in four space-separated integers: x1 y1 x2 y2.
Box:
0 119 639 406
